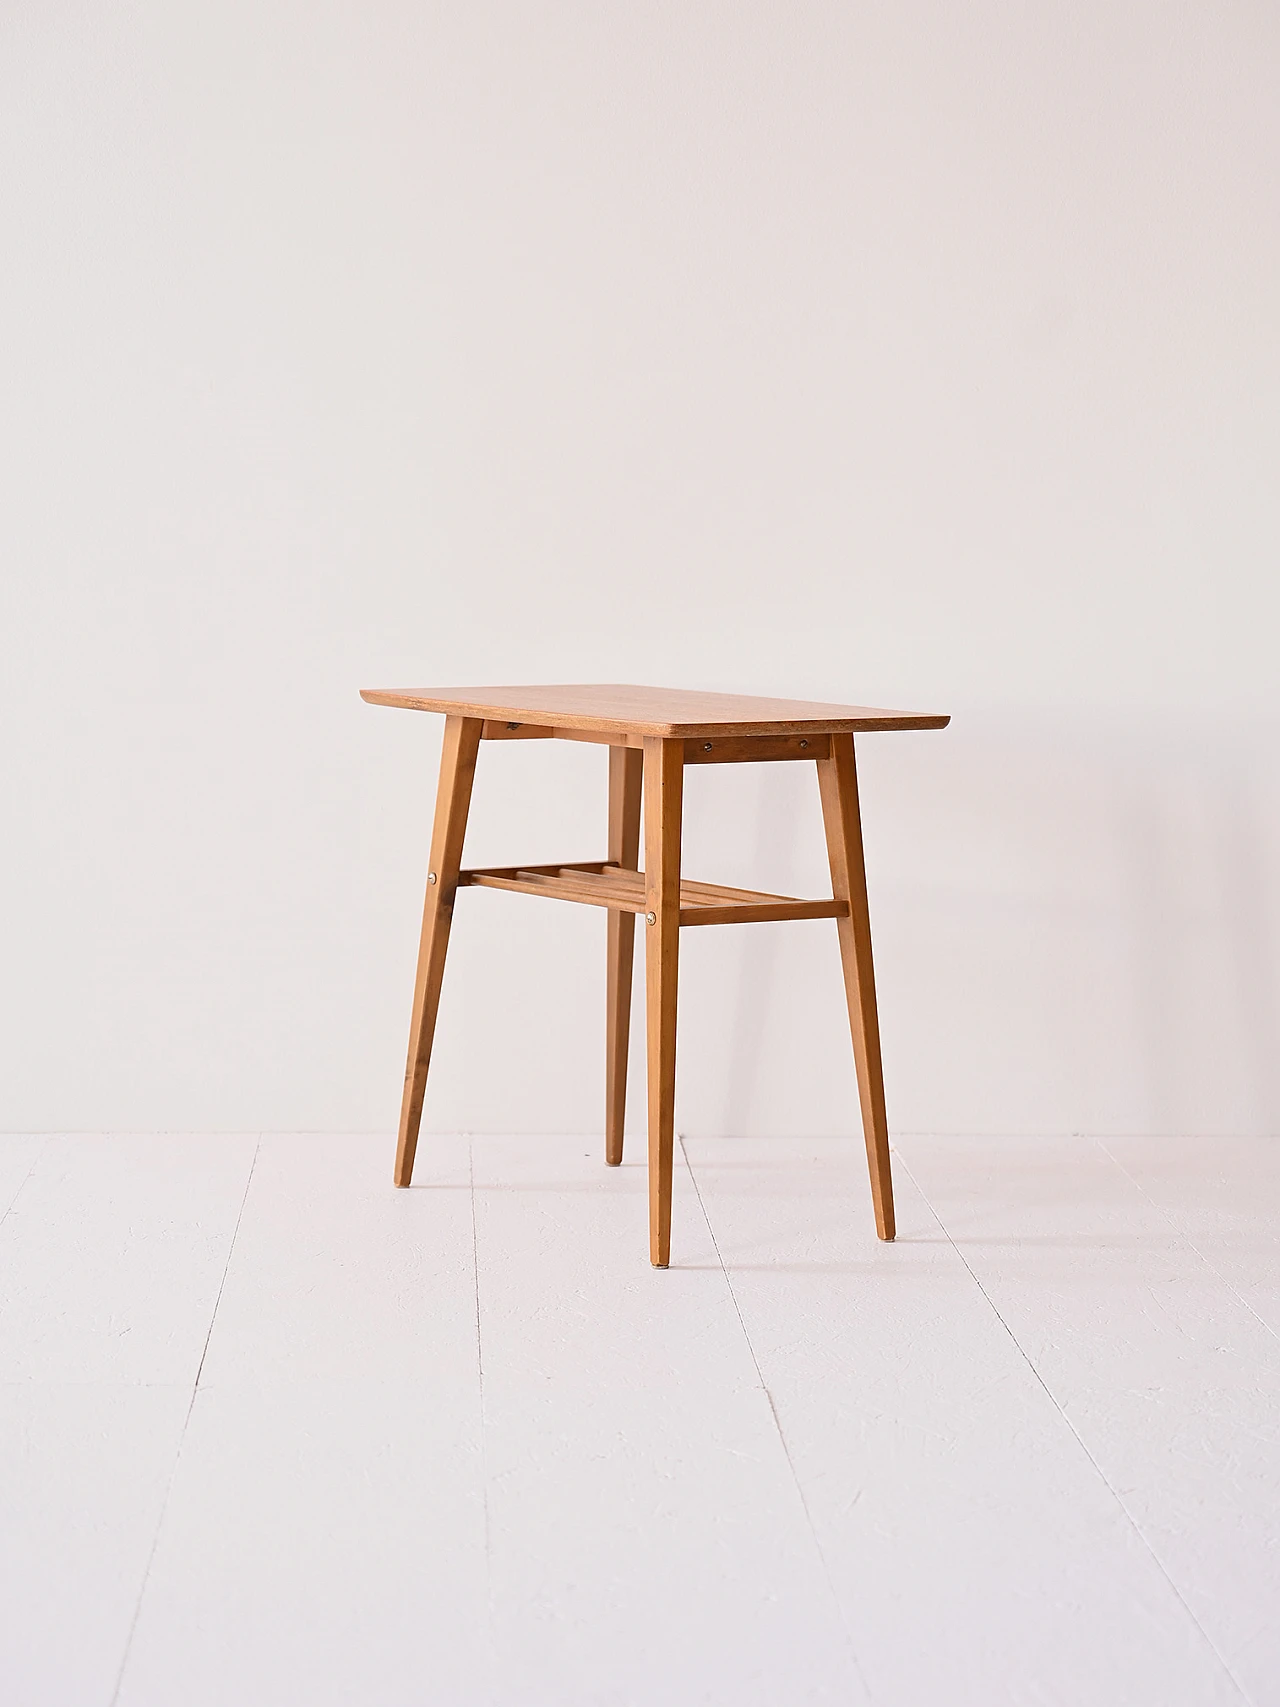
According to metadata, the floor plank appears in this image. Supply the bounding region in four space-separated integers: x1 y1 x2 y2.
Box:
897 1133 1275 1705
0 1135 256 1384
5 1131 1275 1707
196 1133 477 1387
1104 1135 1280 1339
472 1134 863 1706
117 1134 486 1707
684 1135 1242 1707
115 1381 489 1707
0 1383 190 1707
0 1135 43 1219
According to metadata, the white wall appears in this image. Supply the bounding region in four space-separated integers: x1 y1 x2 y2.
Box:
3 2 1277 1137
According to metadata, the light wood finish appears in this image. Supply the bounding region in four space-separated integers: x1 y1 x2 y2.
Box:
673 875 783 905
458 862 846 926
394 715 483 1189
679 897 844 927
365 683 949 1263
480 721 646 748
462 866 641 909
817 734 895 1240
643 738 683 1268
477 722 833 762
364 682 949 738
605 747 643 1166
479 719 555 740
682 733 832 764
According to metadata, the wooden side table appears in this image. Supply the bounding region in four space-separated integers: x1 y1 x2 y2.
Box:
361 684 949 1266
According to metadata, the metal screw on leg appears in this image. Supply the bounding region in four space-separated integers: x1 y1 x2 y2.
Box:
427 872 437 885
646 911 656 925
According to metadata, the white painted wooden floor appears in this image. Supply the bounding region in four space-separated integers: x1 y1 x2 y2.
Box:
1 1132 1277 1706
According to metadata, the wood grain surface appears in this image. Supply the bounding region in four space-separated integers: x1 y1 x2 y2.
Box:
361 683 949 737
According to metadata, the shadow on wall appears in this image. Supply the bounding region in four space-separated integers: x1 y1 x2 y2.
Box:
1215 755 1280 1135
670 715 1280 1140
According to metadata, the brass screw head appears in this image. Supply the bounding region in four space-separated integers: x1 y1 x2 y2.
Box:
646 910 657 925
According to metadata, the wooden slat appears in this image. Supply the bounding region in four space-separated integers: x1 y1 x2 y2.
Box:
573 870 779 907
552 869 799 908
541 869 812 913
457 863 844 925
683 734 831 764
464 870 646 912
555 867 644 895
680 898 848 927
675 876 795 906
459 860 612 880
517 869 642 907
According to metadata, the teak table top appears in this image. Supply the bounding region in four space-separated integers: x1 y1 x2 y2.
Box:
359 683 949 738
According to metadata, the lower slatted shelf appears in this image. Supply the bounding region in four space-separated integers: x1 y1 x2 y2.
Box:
457 862 847 926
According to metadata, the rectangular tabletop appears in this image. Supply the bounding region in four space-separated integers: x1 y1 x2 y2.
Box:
359 683 949 738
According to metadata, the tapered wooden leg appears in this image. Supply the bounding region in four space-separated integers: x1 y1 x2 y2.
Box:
642 737 683 1267
817 734 896 1239
605 745 644 1165
394 715 483 1187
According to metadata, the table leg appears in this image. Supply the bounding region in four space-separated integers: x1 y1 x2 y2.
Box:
817 734 896 1240
643 737 683 1266
394 714 483 1187
605 745 644 1165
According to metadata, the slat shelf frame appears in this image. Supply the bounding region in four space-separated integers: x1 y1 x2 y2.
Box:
457 860 849 927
